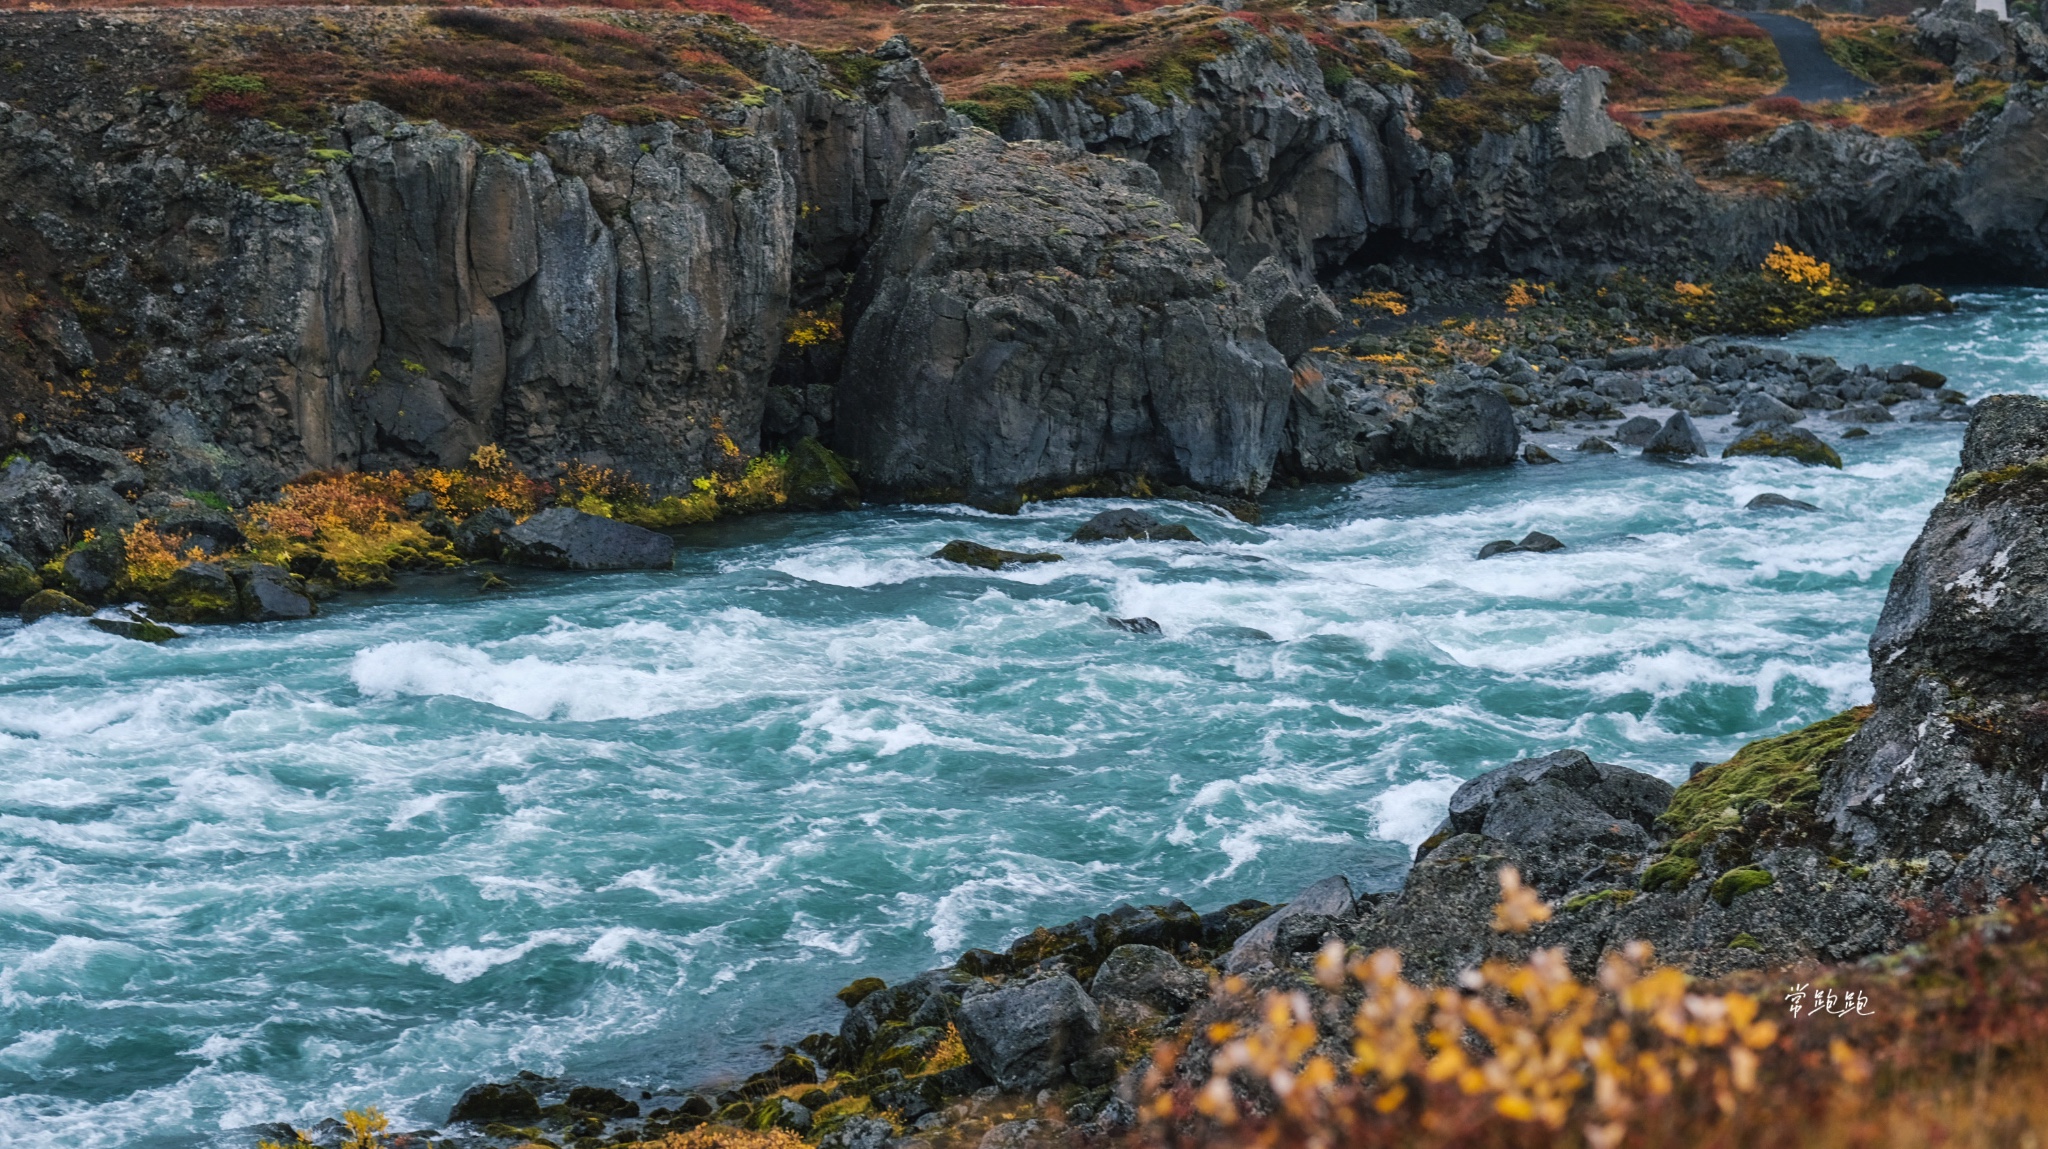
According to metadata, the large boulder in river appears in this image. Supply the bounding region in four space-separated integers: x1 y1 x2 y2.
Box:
955 974 1101 1091
834 129 1292 500
1642 411 1708 458
499 507 674 571
1818 395 2048 901
1421 749 1674 871
1389 384 1519 468
1723 425 1843 468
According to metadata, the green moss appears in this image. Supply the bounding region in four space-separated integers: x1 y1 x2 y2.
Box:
1562 888 1638 913
1949 455 2048 500
835 977 886 1008
1657 707 1874 859
1729 931 1764 951
815 48 887 92
1722 427 1844 468
1640 856 1700 892
0 560 41 609
265 193 320 207
184 490 233 512
1414 61 1557 151
1711 866 1775 907
307 148 352 163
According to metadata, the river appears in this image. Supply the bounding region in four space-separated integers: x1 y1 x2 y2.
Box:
3 289 2044 1147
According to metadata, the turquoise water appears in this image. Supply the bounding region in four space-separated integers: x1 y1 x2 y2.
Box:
3 290 2043 1147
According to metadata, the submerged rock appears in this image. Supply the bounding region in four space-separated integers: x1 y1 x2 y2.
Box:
1642 411 1708 458
1829 402 1895 424
1523 443 1560 465
88 607 180 643
1746 492 1820 511
955 974 1101 1091
1069 510 1198 543
499 507 674 571
1575 437 1617 454
1723 425 1844 468
931 541 1062 570
1107 616 1161 634
1477 531 1566 559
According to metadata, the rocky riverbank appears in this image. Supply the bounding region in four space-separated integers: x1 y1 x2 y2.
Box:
278 395 2048 1149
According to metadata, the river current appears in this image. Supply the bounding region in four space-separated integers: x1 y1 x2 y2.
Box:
4 290 2045 1148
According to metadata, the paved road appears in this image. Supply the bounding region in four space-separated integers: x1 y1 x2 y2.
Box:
1744 11 1875 101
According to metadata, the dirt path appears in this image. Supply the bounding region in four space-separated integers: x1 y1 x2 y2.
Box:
1744 10 1875 101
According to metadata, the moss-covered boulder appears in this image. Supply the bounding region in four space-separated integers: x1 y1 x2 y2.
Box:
150 562 241 623
931 541 1063 570
785 438 861 511
0 543 40 608
1710 866 1775 907
1722 425 1844 468
20 588 93 623
1650 707 1872 875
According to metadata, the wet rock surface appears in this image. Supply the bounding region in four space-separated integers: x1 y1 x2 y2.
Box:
498 507 675 571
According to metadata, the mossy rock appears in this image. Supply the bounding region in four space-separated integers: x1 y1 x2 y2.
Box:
147 562 240 623
1711 866 1775 907
785 438 861 511
1722 426 1843 468
712 1101 752 1124
1729 932 1763 951
20 588 93 623
0 556 41 608
836 977 886 1008
1656 707 1873 860
1562 888 1637 913
1640 856 1700 892
931 540 1063 570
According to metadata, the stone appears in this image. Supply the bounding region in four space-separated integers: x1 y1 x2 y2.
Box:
1576 437 1617 454
1390 384 1519 468
1477 531 1564 559
836 977 887 1008
1642 411 1708 458
447 1083 541 1126
1553 66 1630 159
453 507 516 560
1223 875 1357 973
88 607 180 643
499 507 674 571
152 507 247 556
1429 749 1673 858
1746 493 1819 511
30 432 144 495
752 1098 813 1134
59 533 125 603
237 564 316 622
836 130 1291 499
0 460 74 566
156 562 240 623
1829 402 1895 424
567 1086 639 1117
1108 616 1162 634
1088 945 1207 1014
1477 539 1517 559
1888 363 1947 388
932 541 1063 570
1955 393 2048 474
1612 415 1663 447
784 439 862 511
1069 510 1198 543
954 974 1102 1091
1523 444 1560 464
0 543 39 609
1722 426 1844 468
1240 256 1341 362
979 1119 1055 1149
818 1116 894 1149
1735 393 1804 427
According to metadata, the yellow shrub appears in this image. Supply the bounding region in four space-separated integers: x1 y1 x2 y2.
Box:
1763 243 1833 288
122 521 198 587
1349 290 1409 316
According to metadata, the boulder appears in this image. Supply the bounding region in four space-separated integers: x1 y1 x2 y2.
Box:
59 533 125 603
1390 384 1519 468
0 459 74 564
954 974 1102 1091
1108 616 1161 634
932 541 1063 570
1576 437 1617 454
21 589 92 623
1427 749 1674 859
237 563 316 621
0 542 39 608
156 562 240 623
1818 395 2048 900
151 507 246 555
1723 426 1843 468
835 130 1292 499
1746 492 1819 511
499 507 674 571
1829 402 1895 424
1223 875 1357 973
1240 256 1341 363
1522 444 1560 465
1641 411 1708 458
1088 945 1207 1014
30 432 144 495
89 607 180 643
1889 363 1947 388
784 438 862 511
453 507 516 560
818 1116 894 1149
1735 393 1804 427
1477 531 1565 559
1069 509 1198 543
1612 415 1662 447
447 1082 541 1126
567 1086 639 1117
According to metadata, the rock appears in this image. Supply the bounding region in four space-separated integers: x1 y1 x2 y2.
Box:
784 439 861 511
59 533 125 603
1241 256 1341 362
839 973 966 1065
1722 426 1844 468
1069 510 1198 543
835 130 1291 499
0 543 39 609
1522 444 1559 465
237 564 316 621
402 491 438 515
567 1086 639 1117
1088 945 1207 1014
1817 396 2048 901
1889 363 1948 388
932 541 1063 570
453 507 517 560
1426 749 1674 868
1612 415 1663 447
818 1116 894 1149
1576 437 1617 454
447 1082 541 1126
1641 411 1708 458
89 607 180 643
752 1098 813 1134
0 460 74 565
155 562 240 623
499 507 674 571
1829 402 1895 424
1477 531 1565 559
1390 384 1519 468
1223 875 1357 973
836 977 887 1008
979 1119 1055 1149
1108 616 1161 634
1735 393 1804 427
30 432 144 495
1554 66 1630 159
954 974 1102 1092
1746 493 1819 511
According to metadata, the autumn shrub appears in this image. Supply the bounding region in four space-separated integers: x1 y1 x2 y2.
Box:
121 521 201 587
